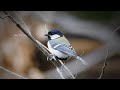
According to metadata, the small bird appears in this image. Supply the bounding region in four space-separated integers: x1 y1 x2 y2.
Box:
45 30 87 65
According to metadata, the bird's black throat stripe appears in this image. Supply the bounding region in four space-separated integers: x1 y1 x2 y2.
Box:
55 56 69 60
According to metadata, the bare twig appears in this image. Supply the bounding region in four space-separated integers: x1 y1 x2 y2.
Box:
113 26 120 33
56 67 65 79
0 15 9 19
98 47 109 79
98 25 120 79
59 60 75 79
0 66 26 79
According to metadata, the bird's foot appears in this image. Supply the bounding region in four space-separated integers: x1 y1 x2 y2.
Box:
47 54 57 61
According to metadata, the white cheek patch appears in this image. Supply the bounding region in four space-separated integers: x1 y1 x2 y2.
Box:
50 34 60 39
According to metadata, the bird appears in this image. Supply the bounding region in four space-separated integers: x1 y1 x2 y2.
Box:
45 30 87 65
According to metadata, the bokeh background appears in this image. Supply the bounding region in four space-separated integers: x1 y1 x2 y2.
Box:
0 11 120 79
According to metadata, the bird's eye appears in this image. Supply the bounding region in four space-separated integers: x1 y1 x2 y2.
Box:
49 32 54 35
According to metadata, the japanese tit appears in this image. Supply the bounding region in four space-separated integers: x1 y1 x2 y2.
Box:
45 30 87 65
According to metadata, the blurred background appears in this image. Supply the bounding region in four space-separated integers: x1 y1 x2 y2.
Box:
0 11 120 79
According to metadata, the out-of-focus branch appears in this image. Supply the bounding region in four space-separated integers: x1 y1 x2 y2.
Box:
0 66 26 79
0 15 9 19
113 26 120 33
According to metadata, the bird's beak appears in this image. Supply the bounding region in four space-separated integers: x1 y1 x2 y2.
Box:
44 34 49 36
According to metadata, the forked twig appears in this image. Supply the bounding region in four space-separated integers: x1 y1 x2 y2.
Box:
0 15 9 19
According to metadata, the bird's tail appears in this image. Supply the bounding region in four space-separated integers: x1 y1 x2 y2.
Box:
75 56 88 65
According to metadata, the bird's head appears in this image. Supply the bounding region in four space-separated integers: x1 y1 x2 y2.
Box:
45 30 63 40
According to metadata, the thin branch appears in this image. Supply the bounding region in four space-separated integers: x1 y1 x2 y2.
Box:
56 67 65 79
98 26 120 79
113 26 120 33
59 60 75 79
0 15 9 19
98 48 108 79
0 66 26 79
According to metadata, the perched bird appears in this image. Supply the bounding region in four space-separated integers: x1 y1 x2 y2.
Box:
45 30 87 65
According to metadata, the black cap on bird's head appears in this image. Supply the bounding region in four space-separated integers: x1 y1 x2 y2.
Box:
45 30 63 40
45 30 63 36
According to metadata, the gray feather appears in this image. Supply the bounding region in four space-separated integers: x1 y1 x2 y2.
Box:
49 39 77 57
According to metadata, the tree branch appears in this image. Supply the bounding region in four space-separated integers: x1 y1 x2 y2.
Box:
113 26 120 33
2 11 75 79
0 66 26 79
98 48 108 79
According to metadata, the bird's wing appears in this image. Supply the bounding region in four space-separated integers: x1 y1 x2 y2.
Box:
49 40 77 57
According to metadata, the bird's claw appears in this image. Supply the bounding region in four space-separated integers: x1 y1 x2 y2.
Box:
47 54 57 61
